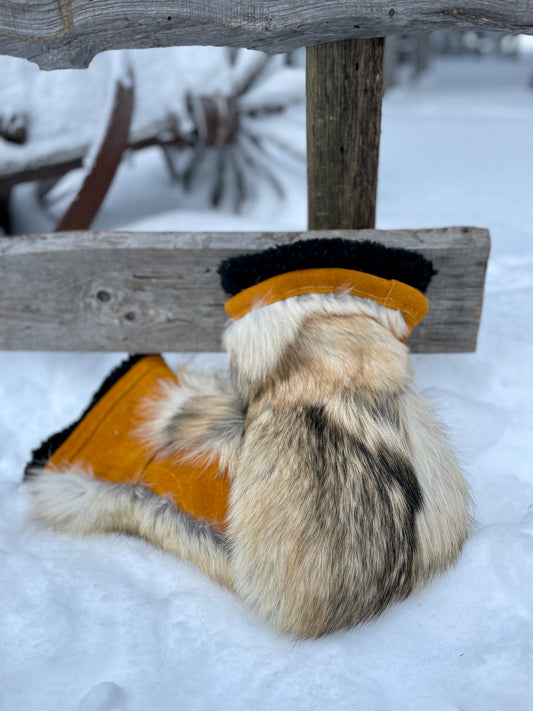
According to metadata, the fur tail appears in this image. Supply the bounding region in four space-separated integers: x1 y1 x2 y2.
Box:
25 469 234 591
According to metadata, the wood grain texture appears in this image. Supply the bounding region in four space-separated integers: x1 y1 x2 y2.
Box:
1 1 532 69
307 39 384 230
0 228 489 353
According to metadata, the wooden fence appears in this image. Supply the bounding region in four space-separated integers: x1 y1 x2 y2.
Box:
2 1 528 351
1 2 532 70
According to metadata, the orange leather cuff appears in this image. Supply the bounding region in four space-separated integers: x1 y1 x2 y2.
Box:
45 355 229 533
224 268 429 335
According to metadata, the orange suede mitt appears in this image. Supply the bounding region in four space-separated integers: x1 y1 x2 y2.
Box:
26 355 230 533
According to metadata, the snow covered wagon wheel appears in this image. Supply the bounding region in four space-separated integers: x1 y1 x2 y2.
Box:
163 51 305 211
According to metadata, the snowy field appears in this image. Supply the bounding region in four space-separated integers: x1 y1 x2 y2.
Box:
1 47 533 711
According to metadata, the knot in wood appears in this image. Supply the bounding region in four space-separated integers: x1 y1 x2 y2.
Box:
96 289 112 302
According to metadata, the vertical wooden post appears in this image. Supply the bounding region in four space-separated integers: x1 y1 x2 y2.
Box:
306 38 385 230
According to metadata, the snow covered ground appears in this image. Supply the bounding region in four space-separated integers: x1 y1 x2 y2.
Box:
1 49 533 711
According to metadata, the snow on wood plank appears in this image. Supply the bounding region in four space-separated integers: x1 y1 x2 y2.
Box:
0 227 490 353
1 1 533 70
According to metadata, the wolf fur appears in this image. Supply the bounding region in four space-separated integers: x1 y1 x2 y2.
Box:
26 292 471 638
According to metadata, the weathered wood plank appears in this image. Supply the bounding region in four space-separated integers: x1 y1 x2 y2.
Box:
1 1 532 70
307 39 384 230
0 228 489 353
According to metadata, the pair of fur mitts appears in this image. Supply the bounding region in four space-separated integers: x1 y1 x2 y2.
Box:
26 238 470 638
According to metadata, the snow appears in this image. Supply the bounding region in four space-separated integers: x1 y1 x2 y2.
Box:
1 50 533 711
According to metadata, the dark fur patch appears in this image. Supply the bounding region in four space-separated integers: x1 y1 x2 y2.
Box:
298 402 422 625
218 238 436 296
304 402 329 440
149 493 228 547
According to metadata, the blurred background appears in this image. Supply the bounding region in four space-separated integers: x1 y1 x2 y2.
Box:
1 31 532 238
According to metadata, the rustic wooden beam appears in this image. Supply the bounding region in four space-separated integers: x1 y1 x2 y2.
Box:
306 38 384 230
1 2 532 70
0 120 192 192
0 150 84 192
0 228 489 353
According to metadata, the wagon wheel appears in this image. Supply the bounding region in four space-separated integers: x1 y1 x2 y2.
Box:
163 49 305 211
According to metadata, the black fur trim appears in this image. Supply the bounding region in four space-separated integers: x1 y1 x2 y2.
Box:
24 354 153 479
218 238 436 296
